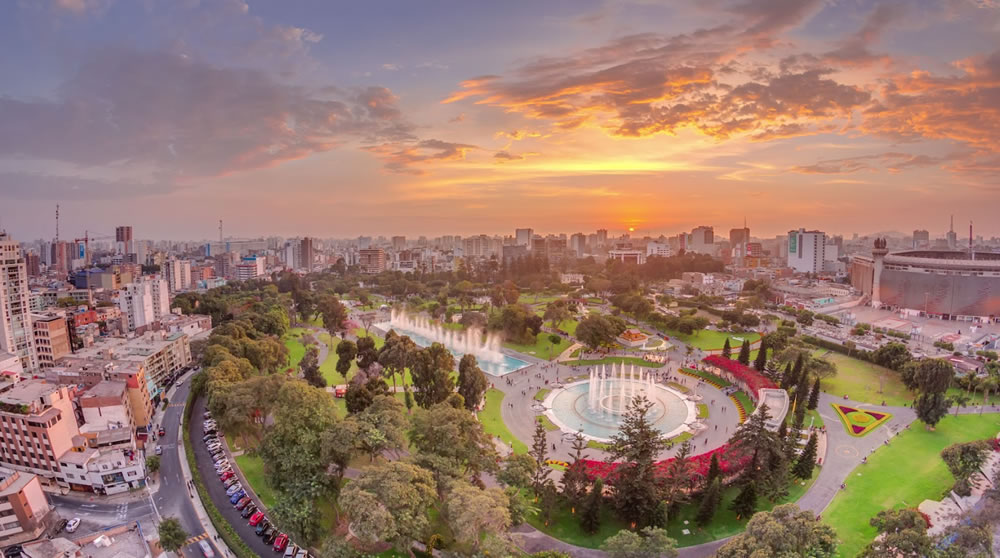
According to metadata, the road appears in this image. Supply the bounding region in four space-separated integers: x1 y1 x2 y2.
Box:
188 394 280 556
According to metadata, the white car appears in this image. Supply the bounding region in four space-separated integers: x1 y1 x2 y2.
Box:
155 446 163 455
198 539 215 558
66 517 81 533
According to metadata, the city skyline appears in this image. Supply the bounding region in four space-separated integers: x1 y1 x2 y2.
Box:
3 0 1000 239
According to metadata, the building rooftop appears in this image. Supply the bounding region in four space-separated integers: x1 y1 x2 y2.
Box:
81 380 127 400
0 380 61 406
0 470 35 497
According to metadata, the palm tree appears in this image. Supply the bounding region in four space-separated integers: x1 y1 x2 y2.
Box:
952 392 971 417
981 377 999 415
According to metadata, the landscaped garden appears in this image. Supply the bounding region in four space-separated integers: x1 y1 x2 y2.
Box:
503 331 568 360
818 352 912 406
664 329 761 352
831 403 892 437
822 414 1000 557
478 388 528 454
562 356 665 368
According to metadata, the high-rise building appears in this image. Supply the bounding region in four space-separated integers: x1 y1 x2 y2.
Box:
946 216 958 249
787 228 826 274
686 226 715 255
515 228 533 247
359 249 386 274
114 276 170 332
646 242 672 258
0 233 37 374
569 233 586 256
0 470 52 542
596 229 608 248
391 236 406 252
300 237 315 272
234 256 265 281
729 226 750 264
30 313 71 369
49 241 74 275
912 229 930 249
22 252 40 278
115 226 133 255
162 259 192 292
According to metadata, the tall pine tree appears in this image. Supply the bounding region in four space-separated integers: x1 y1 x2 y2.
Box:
529 419 551 497
793 432 818 480
807 376 821 410
737 341 751 366
753 344 768 371
730 481 757 520
608 396 668 528
580 478 603 534
695 477 722 527
561 434 590 511
780 362 793 389
722 338 732 359
704 452 722 489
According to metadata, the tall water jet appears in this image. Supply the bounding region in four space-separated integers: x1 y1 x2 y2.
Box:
388 309 506 363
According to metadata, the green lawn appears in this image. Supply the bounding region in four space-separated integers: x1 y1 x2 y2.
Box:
504 332 568 360
945 386 997 407
234 454 278 508
818 352 912 406
562 357 665 368
823 413 1000 557
682 368 732 388
282 327 312 370
665 330 761 352
534 388 551 401
785 407 825 428
478 389 527 454
697 403 709 419
732 391 754 416
537 415 559 431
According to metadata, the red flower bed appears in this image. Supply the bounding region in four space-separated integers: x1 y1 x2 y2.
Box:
702 355 777 394
579 444 750 482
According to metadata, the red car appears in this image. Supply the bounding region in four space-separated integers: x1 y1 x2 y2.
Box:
249 511 265 526
272 534 289 553
158 428 165 437
220 471 234 481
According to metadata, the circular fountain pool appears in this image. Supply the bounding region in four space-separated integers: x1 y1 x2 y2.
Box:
543 379 695 442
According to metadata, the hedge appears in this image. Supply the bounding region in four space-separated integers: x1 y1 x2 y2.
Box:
183 377 258 558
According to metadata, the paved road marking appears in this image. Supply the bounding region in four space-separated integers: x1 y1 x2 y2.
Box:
184 532 209 545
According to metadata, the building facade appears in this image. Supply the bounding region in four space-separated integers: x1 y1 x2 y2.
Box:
0 470 51 544
30 313 71 369
162 259 192 293
0 233 37 374
0 381 80 485
787 228 826 274
359 249 386 274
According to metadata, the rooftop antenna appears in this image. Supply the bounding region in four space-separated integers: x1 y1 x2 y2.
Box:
219 219 223 243
950 214 954 233
970 220 974 261
55 204 60 242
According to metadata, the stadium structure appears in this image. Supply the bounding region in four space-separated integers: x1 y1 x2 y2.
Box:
850 239 1000 321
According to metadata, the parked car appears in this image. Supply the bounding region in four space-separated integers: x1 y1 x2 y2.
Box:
220 471 234 481
273 534 289 553
283 543 298 558
226 484 242 496
241 504 257 518
55 518 68 533
158 428 166 436
65 518 81 533
203 412 212 419
256 520 270 536
235 496 252 511
263 529 278 545
155 446 163 455
230 490 246 505
249 511 265 526
224 477 238 488
198 540 215 558
294 549 307 558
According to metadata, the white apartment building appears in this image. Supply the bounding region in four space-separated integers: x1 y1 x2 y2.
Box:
0 233 37 374
234 256 265 281
114 276 170 332
787 228 827 274
685 226 716 256
515 228 533 247
162 259 192 293
57 447 145 494
646 242 672 258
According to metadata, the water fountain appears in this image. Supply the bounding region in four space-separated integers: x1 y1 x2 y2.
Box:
379 310 528 376
541 362 697 442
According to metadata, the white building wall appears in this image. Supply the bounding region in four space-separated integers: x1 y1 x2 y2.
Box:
787 229 826 274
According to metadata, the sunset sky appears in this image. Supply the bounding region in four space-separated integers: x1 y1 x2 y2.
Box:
2 0 999 240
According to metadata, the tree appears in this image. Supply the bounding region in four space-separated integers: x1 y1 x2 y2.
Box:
157 517 188 553
695 477 722 527
318 294 348 337
146 455 161 474
445 482 511 554
300 345 326 388
529 419 551 497
729 481 757 519
872 342 912 371
548 333 563 359
704 452 722 489
729 403 782 485
258 381 339 494
600 527 678 558
941 439 991 496
355 336 379 372
753 344 768 371
410 343 455 408
859 509 933 558
722 338 732 359
716 504 837 558
807 376 821 410
409 402 499 493
335 339 357 381
951 392 971 416
272 477 324 542
737 341 751 366
498 453 537 489
543 300 571 330
608 396 668 528
576 314 626 350
560 434 590 510
901 358 955 393
456 354 488 411
378 333 417 392
341 462 437 555
351 395 408 461
793 432 818 480
914 391 951 429
345 375 390 414
661 440 694 515
580 478 603 534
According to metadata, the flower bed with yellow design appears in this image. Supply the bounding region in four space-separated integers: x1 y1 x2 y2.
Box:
832 403 892 437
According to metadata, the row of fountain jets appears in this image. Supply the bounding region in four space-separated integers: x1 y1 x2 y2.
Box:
587 363 657 415
388 310 506 363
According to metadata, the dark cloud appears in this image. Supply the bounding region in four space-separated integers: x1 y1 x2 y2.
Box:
493 151 523 161
0 48 415 181
822 3 904 68
791 152 942 174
